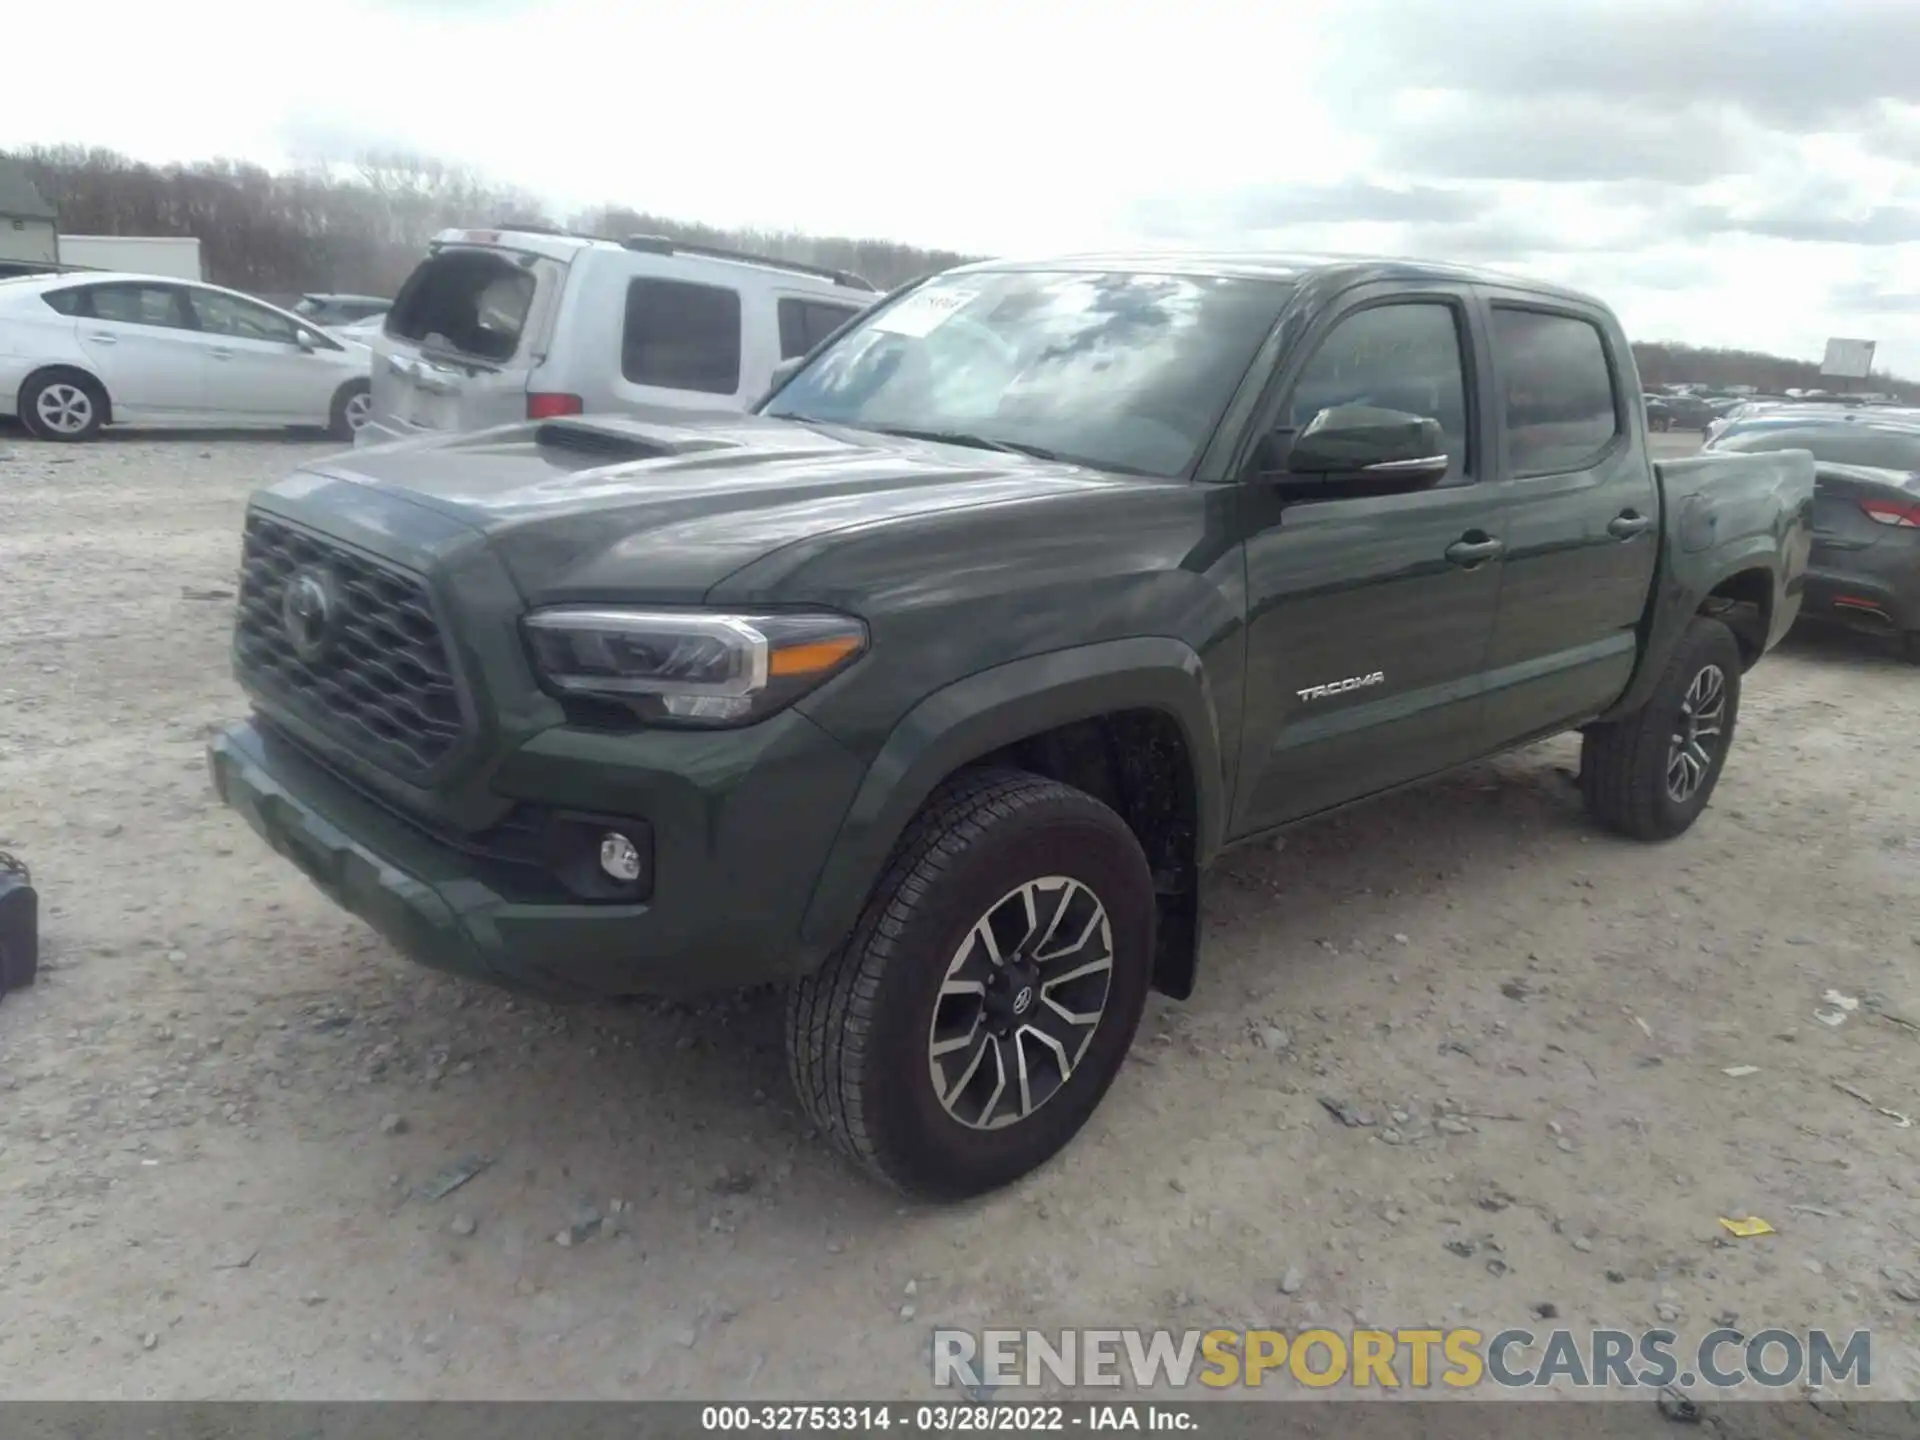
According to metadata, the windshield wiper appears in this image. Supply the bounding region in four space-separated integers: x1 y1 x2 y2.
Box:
861 424 1061 462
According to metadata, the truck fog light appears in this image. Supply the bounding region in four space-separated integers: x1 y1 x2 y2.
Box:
599 832 643 882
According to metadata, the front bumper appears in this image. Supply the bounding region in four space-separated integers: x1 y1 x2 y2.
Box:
207 713 867 1000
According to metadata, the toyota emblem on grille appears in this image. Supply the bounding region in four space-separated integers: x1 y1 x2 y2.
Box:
281 568 339 662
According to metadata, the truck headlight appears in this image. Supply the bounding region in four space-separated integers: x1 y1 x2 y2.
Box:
522 607 867 726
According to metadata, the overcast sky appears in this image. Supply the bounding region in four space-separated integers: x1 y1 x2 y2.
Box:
5 0 1919 376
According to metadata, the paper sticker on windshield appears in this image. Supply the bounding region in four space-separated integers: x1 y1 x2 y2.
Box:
872 287 977 337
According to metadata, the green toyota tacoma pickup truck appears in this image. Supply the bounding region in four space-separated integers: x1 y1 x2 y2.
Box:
208 249 1814 1199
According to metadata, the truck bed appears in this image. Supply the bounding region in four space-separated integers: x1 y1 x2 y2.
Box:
1603 447 1816 722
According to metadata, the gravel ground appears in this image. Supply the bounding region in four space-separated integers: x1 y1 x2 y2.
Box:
1 428 1917 1409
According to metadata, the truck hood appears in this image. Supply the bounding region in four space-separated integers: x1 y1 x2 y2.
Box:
301 411 1147 601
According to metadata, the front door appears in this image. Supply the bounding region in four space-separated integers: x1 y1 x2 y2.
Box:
1475 295 1660 741
71 281 207 417
1231 287 1506 835
182 288 338 422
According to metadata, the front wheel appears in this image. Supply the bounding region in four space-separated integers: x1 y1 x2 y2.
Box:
1581 616 1743 840
786 768 1155 1200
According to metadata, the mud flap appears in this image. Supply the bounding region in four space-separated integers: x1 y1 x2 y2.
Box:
0 852 38 999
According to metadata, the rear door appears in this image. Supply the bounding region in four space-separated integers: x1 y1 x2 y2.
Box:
372 241 568 435
71 282 208 417
1476 293 1659 741
1231 282 1506 834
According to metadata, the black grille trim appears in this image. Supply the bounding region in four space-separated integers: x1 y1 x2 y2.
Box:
235 512 470 780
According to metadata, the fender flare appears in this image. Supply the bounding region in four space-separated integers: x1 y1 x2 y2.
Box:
1600 537 1780 723
795 636 1227 959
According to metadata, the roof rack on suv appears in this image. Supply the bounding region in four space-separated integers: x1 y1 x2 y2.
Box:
619 234 877 292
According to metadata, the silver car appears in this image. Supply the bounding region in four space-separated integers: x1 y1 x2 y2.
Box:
359 228 876 444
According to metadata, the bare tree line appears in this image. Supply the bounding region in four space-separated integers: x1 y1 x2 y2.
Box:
1633 340 1912 402
7 146 973 297
7 145 1911 398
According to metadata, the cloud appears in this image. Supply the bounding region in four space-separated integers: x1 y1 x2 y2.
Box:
1373 97 1758 185
1131 181 1491 238
3 0 1920 376
1864 104 1920 165
1332 0 1920 132
1830 280 1920 316
1671 202 1920 246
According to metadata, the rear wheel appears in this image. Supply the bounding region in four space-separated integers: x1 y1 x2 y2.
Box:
21 371 105 441
786 768 1155 1200
1581 616 1743 840
329 380 371 441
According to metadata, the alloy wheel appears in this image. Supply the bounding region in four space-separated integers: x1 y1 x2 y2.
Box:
343 390 372 431
35 383 93 436
1666 662 1726 803
927 875 1114 1131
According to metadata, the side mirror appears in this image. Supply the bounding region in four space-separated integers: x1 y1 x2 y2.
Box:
768 356 805 390
294 330 318 353
1274 405 1450 492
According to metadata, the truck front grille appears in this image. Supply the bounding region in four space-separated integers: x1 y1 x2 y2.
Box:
235 512 467 779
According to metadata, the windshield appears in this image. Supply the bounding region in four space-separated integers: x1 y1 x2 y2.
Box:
1716 424 1920 472
761 269 1293 478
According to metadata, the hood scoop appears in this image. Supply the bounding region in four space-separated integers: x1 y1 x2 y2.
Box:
532 416 739 461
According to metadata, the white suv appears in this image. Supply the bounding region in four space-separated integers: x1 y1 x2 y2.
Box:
359 228 878 444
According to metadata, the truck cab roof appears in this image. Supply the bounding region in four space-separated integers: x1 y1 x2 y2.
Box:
951 249 1601 307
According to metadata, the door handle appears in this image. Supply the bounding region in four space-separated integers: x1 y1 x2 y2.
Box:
1445 534 1504 567
209 348 234 361
87 332 117 344
1608 511 1653 540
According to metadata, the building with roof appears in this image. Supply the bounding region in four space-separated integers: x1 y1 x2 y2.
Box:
0 157 57 267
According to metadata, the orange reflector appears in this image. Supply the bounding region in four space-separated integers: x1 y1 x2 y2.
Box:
770 637 862 677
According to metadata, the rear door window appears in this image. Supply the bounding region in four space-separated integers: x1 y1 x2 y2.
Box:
81 283 192 329
777 297 863 359
1491 308 1621 475
387 249 538 363
622 278 742 394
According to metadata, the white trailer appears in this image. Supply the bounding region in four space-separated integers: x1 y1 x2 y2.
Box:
55 234 204 281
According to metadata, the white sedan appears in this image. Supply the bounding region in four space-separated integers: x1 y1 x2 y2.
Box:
0 271 373 442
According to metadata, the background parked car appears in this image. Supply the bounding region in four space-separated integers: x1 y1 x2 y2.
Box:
358 228 877 444
291 293 390 328
1705 407 1920 662
326 311 389 341
0 271 372 441
1645 391 1716 432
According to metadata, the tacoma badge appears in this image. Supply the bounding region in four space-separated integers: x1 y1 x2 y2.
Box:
1296 671 1385 702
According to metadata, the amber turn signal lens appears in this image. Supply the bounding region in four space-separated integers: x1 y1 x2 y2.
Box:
769 635 865 677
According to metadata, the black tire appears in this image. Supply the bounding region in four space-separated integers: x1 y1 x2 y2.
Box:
1581 616 1743 840
1902 631 1920 666
328 380 371 441
786 767 1156 1200
20 370 106 441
